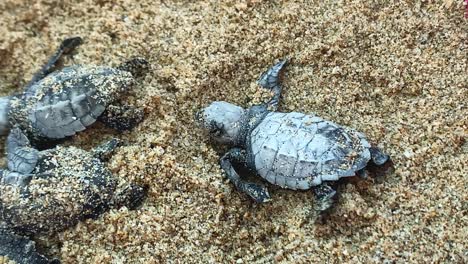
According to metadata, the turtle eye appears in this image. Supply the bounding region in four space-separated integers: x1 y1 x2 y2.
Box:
209 121 225 137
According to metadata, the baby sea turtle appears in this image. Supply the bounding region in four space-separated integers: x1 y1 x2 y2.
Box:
0 37 149 148
197 60 391 211
0 127 147 234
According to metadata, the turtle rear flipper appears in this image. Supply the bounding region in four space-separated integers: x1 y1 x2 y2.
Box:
25 36 83 92
6 128 39 174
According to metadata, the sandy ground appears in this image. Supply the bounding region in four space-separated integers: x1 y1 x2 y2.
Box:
0 0 467 263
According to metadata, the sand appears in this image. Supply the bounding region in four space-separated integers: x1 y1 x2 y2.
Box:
0 0 467 263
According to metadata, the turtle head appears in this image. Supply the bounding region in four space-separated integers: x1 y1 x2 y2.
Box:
196 101 245 145
0 96 11 135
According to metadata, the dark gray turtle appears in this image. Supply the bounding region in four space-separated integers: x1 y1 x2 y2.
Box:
0 127 147 234
0 37 149 149
0 227 58 264
197 60 392 211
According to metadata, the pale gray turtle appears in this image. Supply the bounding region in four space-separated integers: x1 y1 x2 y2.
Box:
0 227 58 264
0 127 147 234
0 37 148 149
197 60 391 211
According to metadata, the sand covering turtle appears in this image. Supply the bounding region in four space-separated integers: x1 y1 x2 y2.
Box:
0 128 147 235
197 60 392 211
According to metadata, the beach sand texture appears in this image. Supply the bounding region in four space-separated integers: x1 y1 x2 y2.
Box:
0 0 467 263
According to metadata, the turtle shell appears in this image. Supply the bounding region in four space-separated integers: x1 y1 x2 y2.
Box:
0 146 117 234
250 112 371 190
9 65 134 140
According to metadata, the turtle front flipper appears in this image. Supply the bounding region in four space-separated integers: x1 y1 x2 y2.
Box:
25 37 83 92
6 128 39 174
220 148 271 203
98 104 144 132
257 59 288 111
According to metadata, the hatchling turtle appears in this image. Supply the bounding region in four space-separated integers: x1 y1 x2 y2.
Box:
196 60 391 211
0 127 147 234
0 36 149 149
